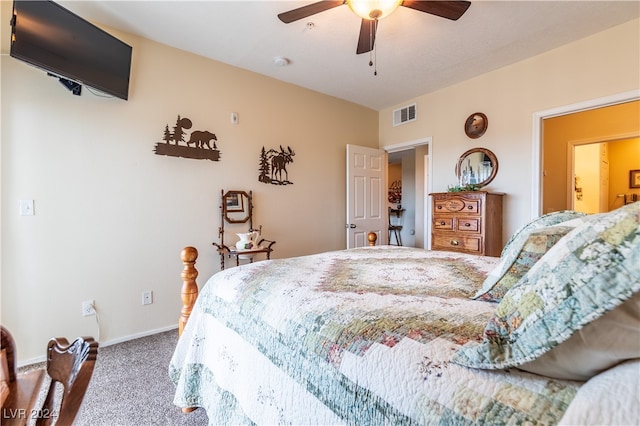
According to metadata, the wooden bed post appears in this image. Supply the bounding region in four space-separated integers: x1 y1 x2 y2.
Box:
179 246 201 414
367 232 377 246
179 246 199 336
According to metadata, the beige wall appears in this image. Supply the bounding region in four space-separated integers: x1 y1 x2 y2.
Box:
379 19 640 243
1 3 378 363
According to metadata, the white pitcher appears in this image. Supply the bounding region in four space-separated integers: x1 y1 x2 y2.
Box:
236 231 259 250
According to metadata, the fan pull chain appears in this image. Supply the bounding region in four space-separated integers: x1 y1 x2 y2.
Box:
368 19 378 76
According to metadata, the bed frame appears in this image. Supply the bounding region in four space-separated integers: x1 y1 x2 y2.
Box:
179 232 378 335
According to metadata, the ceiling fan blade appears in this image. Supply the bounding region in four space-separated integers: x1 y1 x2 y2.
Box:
356 19 377 54
401 0 471 20
277 1 345 23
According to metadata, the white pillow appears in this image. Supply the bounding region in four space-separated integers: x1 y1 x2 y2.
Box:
559 359 640 425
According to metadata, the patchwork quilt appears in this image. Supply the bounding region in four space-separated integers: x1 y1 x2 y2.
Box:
169 246 580 425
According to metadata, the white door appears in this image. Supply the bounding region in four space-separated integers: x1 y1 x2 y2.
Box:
599 144 610 212
346 144 387 248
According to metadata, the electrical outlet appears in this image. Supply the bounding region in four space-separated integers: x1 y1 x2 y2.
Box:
82 300 95 316
142 290 153 305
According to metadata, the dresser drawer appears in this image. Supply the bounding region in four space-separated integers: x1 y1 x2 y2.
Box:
434 198 480 215
432 234 482 254
455 218 480 232
433 217 453 230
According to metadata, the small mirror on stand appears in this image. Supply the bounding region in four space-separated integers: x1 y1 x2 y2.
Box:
213 190 276 270
455 148 498 188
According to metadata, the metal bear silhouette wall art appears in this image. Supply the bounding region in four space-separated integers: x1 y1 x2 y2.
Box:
154 115 221 161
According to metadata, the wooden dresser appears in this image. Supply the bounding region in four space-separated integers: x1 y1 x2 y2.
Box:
430 191 504 257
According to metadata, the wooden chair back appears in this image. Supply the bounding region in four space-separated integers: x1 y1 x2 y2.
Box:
36 337 98 426
1 325 18 382
1 326 46 426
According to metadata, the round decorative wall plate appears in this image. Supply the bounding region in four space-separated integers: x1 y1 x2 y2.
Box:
464 112 488 139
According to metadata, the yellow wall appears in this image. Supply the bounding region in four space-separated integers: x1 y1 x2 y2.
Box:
542 100 640 212
609 138 640 208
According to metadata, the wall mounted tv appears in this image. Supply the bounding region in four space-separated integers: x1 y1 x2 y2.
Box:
10 0 132 100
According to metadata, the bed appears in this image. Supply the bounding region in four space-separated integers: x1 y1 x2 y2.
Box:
170 202 640 425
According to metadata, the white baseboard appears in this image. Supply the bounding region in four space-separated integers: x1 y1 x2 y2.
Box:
18 325 179 368
99 324 178 348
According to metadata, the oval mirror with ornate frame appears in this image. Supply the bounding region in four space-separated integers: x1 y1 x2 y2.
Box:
455 148 498 187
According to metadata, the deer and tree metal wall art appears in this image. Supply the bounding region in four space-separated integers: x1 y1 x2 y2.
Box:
154 115 221 161
258 145 295 185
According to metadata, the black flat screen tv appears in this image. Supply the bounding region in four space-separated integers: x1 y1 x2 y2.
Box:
10 0 132 100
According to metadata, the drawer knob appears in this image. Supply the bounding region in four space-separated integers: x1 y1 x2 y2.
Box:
451 240 459 246
437 206 442 210
440 221 446 225
464 222 471 227
467 206 473 210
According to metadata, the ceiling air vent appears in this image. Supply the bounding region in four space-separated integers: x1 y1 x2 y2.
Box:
393 103 417 126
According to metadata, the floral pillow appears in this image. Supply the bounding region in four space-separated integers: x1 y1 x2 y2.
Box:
474 225 574 302
500 210 589 258
473 210 589 301
453 202 640 380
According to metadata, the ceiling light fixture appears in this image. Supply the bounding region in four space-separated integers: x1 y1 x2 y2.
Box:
346 0 402 20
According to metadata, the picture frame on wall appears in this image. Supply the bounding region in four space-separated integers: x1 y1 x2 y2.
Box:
630 169 640 188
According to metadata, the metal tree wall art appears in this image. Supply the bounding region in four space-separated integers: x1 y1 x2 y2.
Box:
154 115 221 161
258 145 295 185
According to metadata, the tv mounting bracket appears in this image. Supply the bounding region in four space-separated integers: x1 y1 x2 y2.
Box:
47 73 82 96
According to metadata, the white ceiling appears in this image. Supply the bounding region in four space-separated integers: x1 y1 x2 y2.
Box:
59 0 640 111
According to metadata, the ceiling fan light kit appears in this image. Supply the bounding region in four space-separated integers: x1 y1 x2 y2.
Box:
277 1 472 74
347 0 402 20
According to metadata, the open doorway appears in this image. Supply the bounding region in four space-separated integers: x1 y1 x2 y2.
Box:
384 138 432 248
536 96 639 215
572 142 609 213
388 150 414 247
570 138 640 213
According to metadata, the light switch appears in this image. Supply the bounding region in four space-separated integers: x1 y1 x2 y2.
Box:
19 199 34 216
231 112 239 125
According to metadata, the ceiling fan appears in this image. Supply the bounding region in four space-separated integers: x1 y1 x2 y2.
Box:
278 1 472 54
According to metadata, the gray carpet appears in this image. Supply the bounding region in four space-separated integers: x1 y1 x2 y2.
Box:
22 330 209 425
